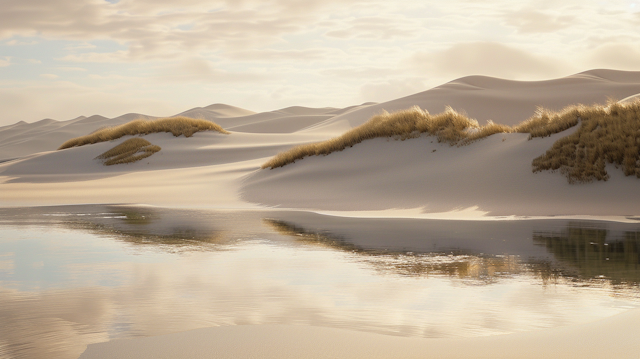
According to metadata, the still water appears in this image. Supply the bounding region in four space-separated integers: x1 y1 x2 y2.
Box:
0 205 639 359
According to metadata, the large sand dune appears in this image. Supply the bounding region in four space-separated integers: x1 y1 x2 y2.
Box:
1 69 640 215
2 69 640 359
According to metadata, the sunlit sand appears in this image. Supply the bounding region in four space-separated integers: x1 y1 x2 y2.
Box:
1 70 640 358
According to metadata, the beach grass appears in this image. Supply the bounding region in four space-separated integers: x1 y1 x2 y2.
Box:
262 99 640 183
532 99 640 183
59 116 229 150
95 137 161 166
261 106 479 169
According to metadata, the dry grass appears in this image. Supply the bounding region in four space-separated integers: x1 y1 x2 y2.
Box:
262 99 640 184
512 106 582 138
59 116 229 150
532 99 640 183
95 137 161 166
461 121 513 145
262 106 480 169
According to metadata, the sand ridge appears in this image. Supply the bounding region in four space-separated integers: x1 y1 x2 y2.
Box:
1 70 640 216
2 69 640 359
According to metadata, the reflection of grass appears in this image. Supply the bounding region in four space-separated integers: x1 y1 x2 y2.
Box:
534 224 640 284
66 221 227 248
62 208 228 250
95 138 161 166
264 218 527 282
263 218 358 252
120 208 156 225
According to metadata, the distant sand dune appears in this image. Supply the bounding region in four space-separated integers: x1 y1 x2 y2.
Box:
262 98 640 184
1 69 639 215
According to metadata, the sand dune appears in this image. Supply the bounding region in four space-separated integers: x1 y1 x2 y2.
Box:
303 69 640 135
2 69 640 359
1 69 640 215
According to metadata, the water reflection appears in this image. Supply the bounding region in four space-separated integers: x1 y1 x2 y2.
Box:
264 218 528 283
0 206 638 359
534 224 640 284
264 218 639 288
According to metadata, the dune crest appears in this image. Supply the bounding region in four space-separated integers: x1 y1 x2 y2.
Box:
0 69 639 216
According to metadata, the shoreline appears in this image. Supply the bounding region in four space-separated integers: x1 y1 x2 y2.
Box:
1 202 639 224
79 307 640 359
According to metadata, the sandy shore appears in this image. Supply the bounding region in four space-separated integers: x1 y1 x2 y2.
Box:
79 308 640 359
2 69 640 217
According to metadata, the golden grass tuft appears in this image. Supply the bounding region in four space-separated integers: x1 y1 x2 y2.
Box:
512 105 582 138
261 99 640 184
59 116 229 150
262 106 480 169
532 99 640 183
95 137 161 166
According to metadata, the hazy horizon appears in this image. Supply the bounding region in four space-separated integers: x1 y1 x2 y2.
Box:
1 0 640 125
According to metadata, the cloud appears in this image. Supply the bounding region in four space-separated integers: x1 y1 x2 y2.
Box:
227 48 338 62
588 43 640 71
360 78 426 103
325 16 421 40
57 66 88 72
59 51 131 63
156 58 273 83
502 9 577 33
5 39 38 45
40 74 59 79
0 57 10 67
321 67 402 79
0 0 356 61
409 42 569 80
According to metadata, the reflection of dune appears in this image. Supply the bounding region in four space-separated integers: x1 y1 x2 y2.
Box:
58 206 230 250
264 218 640 287
0 287 110 359
265 218 537 283
1 207 639 359
534 225 640 284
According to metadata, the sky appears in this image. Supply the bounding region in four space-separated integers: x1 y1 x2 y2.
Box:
1 0 640 125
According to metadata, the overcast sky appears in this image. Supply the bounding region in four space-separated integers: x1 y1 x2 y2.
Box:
1 0 640 125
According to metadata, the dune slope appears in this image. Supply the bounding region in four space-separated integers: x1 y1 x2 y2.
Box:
1 70 640 213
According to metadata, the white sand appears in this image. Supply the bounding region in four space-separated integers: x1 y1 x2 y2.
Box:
79 308 640 359
2 69 640 358
1 69 640 216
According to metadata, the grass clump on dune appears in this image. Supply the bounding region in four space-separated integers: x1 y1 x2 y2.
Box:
262 99 640 184
532 99 640 183
59 116 229 150
262 106 480 169
95 138 161 166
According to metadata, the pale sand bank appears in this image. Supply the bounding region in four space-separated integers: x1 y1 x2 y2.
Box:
1 70 639 359
79 308 640 359
1 70 639 217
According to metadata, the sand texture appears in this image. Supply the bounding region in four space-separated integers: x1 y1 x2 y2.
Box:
79 308 640 359
1 69 639 217
2 69 640 359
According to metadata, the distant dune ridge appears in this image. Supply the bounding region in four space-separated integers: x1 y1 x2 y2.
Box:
1 69 640 216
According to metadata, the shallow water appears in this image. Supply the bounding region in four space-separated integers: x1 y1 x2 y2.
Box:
0 205 639 359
